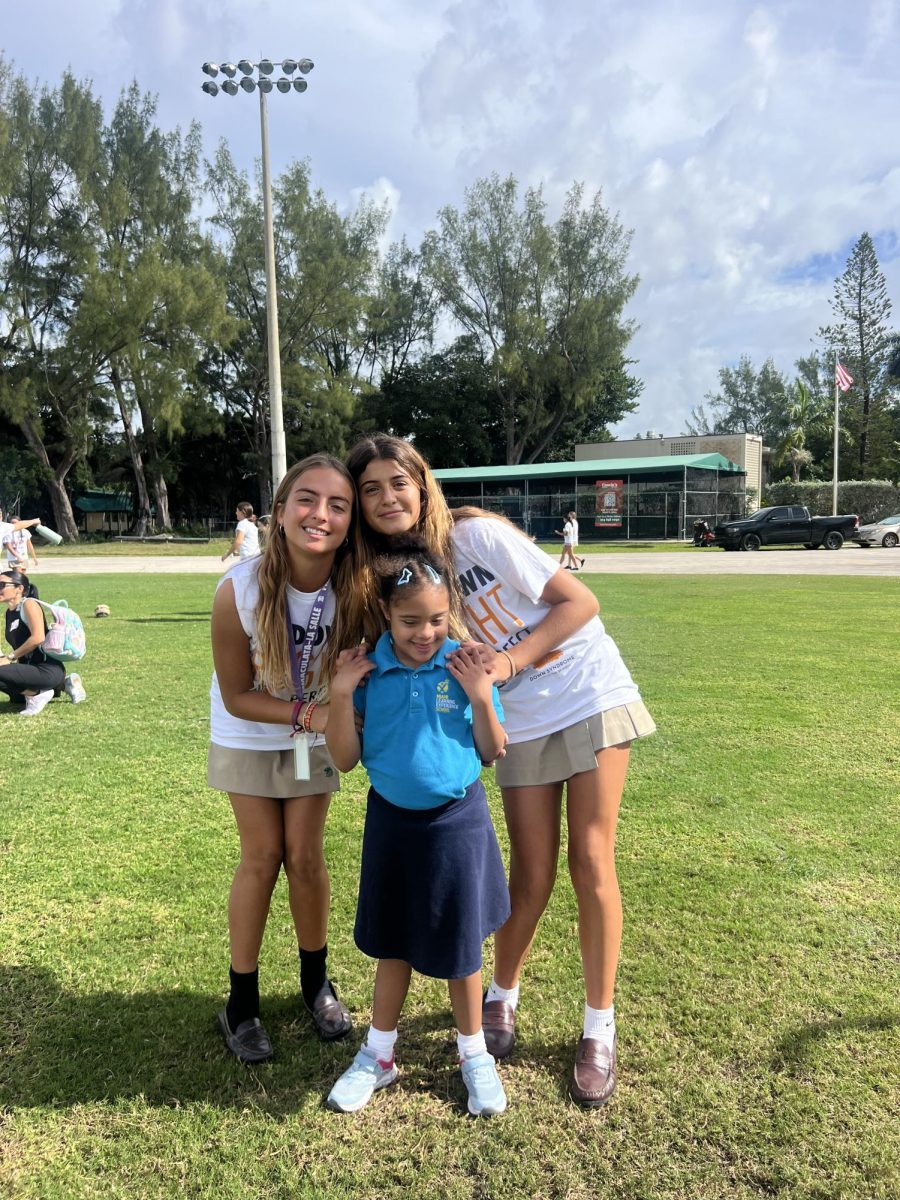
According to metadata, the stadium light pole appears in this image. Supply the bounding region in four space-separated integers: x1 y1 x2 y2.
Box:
201 57 314 499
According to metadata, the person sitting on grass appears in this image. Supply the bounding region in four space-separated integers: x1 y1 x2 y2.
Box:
325 536 510 1118
0 569 65 717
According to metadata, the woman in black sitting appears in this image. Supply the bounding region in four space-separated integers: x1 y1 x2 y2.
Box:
0 569 65 717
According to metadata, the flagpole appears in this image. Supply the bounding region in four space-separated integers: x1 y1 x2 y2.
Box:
832 352 839 516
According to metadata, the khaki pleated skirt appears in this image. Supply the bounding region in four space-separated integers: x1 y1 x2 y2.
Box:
495 701 656 788
207 742 341 798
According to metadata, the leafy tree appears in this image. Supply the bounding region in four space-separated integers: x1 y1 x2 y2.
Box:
0 66 108 538
691 355 790 447
362 336 505 467
776 379 832 482
360 238 439 390
424 175 641 464
819 233 896 477
78 85 230 532
203 150 386 507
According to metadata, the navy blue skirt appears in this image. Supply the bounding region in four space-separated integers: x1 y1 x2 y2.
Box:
354 778 511 980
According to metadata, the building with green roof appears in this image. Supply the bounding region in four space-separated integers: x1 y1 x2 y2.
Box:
433 453 746 541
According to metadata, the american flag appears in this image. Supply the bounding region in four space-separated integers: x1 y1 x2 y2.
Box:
835 361 853 392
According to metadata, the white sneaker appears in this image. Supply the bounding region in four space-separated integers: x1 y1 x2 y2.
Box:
20 689 54 717
64 673 87 703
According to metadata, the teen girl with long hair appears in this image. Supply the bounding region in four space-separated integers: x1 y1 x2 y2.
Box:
209 455 358 1062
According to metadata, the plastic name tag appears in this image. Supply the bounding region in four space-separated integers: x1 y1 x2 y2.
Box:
293 734 311 782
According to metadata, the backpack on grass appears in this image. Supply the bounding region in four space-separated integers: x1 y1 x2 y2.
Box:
22 598 87 662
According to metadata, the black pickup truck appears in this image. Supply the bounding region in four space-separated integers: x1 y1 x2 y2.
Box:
713 505 860 551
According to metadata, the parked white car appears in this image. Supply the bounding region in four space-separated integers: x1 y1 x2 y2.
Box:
855 513 900 547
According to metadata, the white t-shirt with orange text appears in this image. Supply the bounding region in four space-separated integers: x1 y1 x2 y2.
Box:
450 518 641 743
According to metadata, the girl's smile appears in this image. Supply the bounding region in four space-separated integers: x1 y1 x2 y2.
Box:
278 467 353 557
357 459 422 536
383 583 450 667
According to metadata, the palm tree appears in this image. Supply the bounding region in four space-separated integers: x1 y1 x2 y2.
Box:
777 380 832 482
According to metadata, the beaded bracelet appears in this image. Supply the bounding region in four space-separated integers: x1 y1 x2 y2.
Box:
302 701 317 734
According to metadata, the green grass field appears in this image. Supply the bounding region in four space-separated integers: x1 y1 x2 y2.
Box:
1 573 897 1199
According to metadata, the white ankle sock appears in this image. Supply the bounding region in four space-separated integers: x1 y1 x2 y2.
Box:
486 978 519 1009
457 1029 488 1060
364 1024 397 1063
583 1003 615 1050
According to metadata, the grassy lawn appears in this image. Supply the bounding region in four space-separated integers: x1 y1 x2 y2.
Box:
1 573 897 1199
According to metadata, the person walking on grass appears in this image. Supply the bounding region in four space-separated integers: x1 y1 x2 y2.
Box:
0 569 66 716
221 501 260 563
555 511 584 570
346 435 655 1108
209 456 359 1063
325 537 510 1117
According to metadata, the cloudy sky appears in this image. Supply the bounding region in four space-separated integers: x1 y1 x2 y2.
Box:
4 0 899 440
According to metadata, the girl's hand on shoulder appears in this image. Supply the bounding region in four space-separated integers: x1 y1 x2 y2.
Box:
447 643 492 700
331 645 375 697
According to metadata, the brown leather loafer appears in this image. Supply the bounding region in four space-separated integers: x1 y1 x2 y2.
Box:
482 997 516 1060
569 1035 617 1108
304 979 352 1041
217 1009 274 1064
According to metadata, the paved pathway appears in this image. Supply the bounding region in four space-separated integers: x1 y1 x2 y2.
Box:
34 547 900 577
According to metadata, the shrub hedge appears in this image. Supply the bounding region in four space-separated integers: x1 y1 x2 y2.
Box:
762 479 900 522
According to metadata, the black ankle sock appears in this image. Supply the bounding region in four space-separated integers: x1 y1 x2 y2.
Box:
226 965 260 1029
299 944 328 1008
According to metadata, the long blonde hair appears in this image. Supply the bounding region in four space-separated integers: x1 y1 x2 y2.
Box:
345 435 468 643
253 454 357 695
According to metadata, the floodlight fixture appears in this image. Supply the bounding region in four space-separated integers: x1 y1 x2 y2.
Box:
221 79 239 95
258 58 274 74
258 77 273 93
201 81 219 96
237 59 254 75
292 78 308 93
220 62 237 77
202 61 219 77
282 58 298 73
298 58 313 74
276 77 291 93
240 77 256 92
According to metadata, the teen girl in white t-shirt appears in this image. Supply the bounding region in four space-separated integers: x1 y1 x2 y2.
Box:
346 435 655 1109
209 456 358 1063
222 502 260 562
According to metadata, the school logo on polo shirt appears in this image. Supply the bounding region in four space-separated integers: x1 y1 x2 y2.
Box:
435 678 459 714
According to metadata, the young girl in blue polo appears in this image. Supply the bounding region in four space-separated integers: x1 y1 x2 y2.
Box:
325 536 510 1116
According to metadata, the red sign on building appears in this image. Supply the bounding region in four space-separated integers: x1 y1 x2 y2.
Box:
595 479 624 527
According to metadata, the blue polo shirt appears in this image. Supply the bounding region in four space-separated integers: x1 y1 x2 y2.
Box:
354 634 504 810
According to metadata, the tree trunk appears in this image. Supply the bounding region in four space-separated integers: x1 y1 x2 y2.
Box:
20 415 80 540
111 367 153 536
858 388 870 476
134 389 171 531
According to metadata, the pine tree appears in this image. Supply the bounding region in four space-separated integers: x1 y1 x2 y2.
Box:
819 233 895 477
